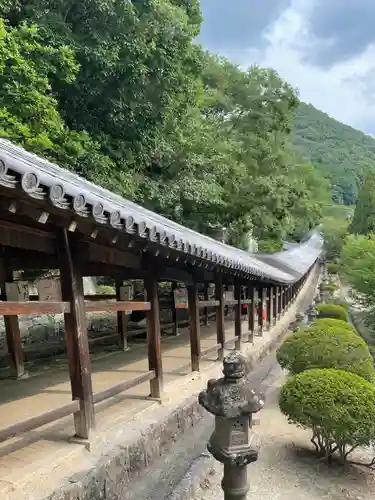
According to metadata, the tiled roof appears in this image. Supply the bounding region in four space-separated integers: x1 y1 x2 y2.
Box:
0 140 323 284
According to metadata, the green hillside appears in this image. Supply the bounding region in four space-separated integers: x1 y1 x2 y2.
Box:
292 102 375 204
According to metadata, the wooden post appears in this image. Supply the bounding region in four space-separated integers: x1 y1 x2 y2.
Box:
266 286 272 330
0 259 25 379
204 282 209 326
248 286 255 342
216 275 225 361
234 281 242 350
258 286 266 335
188 281 200 372
274 286 279 321
171 282 179 336
115 278 128 350
58 228 94 439
145 274 163 398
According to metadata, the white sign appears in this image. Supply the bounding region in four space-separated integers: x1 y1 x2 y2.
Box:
37 279 62 301
120 285 134 301
174 288 188 309
5 281 29 301
224 290 234 302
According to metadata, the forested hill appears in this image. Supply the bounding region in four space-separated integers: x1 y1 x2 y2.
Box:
292 102 375 205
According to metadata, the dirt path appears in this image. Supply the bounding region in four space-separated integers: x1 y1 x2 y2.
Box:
193 365 375 500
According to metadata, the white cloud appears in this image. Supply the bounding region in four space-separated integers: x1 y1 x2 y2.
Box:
237 0 375 134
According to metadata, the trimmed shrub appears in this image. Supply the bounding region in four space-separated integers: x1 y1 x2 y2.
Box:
276 326 374 381
326 262 340 274
316 303 349 322
279 368 375 461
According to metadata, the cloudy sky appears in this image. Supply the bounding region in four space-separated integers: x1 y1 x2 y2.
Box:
198 0 375 135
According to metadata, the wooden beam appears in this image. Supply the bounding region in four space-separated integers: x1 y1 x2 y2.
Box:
93 370 155 404
145 273 163 398
215 275 225 361
157 265 194 285
0 259 25 379
0 301 70 316
116 278 128 351
234 281 242 349
58 228 95 439
84 301 150 313
0 219 55 254
80 241 141 269
188 281 201 372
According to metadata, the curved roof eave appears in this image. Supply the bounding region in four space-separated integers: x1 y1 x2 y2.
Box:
0 140 323 285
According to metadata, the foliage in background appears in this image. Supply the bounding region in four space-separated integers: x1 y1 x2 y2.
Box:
293 102 375 205
0 1 331 250
341 234 375 326
321 204 351 261
316 303 349 322
350 171 375 235
277 324 374 381
279 368 375 462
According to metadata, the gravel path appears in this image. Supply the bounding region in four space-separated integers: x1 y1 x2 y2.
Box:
193 364 375 500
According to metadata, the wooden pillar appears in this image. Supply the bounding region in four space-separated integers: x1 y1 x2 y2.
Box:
0 260 25 379
267 286 273 329
145 274 163 398
58 229 94 439
204 282 209 326
188 281 200 372
234 281 242 350
274 286 279 321
258 286 266 335
248 286 256 342
115 278 128 350
215 275 225 361
171 282 179 336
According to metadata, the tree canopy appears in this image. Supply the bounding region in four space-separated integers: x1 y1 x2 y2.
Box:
293 103 375 205
0 1 333 250
350 171 375 235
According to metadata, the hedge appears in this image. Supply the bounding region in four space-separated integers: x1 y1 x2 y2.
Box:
279 368 375 461
316 303 349 322
276 326 374 381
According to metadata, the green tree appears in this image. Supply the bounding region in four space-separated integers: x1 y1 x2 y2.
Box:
350 171 375 235
341 234 375 310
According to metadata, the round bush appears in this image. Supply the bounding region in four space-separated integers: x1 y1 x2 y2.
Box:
279 368 375 460
316 303 349 322
276 326 374 381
